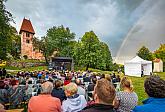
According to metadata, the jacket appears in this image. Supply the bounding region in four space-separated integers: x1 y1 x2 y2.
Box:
51 88 66 102
81 103 115 112
62 94 87 112
133 97 165 112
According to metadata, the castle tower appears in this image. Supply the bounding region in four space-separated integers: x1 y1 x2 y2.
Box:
19 18 35 59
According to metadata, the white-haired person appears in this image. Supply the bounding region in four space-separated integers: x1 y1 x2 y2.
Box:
62 82 87 112
113 76 138 112
28 81 61 112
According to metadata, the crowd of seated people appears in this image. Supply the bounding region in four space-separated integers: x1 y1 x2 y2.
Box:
0 70 164 112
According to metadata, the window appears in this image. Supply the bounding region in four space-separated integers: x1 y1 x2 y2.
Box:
26 40 30 43
26 33 30 37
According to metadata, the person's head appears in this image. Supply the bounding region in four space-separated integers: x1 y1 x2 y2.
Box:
120 76 133 91
28 80 32 84
105 74 111 82
0 81 5 89
93 79 115 105
41 81 53 94
54 80 63 89
144 75 165 98
92 77 97 84
10 80 19 86
64 83 78 97
75 78 81 86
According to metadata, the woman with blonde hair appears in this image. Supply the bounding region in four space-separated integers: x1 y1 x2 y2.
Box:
114 76 138 112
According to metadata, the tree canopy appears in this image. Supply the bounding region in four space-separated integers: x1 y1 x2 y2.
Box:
137 46 153 61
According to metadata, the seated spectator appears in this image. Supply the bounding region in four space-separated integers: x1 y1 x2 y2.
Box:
0 80 8 105
83 74 91 83
64 76 71 85
87 77 97 98
28 81 61 112
105 74 112 82
114 76 138 112
0 103 5 112
81 79 116 112
8 79 25 108
100 74 105 79
51 80 66 102
116 75 121 82
62 83 87 112
75 79 86 97
133 75 165 112
26 80 34 99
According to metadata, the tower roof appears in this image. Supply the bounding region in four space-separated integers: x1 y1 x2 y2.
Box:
19 18 35 34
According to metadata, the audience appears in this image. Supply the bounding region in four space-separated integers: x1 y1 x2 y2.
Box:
1 68 165 112
81 79 116 112
28 81 61 112
114 76 138 112
133 75 165 112
62 83 87 112
51 79 66 102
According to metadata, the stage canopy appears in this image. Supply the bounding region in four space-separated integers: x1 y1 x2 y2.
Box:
124 56 152 77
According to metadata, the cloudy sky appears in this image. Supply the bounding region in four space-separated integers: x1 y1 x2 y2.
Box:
5 0 165 63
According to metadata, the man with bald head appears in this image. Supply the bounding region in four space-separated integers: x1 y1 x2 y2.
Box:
28 81 61 112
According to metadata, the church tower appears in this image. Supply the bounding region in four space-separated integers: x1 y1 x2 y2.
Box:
19 18 35 59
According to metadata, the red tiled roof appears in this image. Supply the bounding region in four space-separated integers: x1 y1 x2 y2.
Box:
19 18 35 34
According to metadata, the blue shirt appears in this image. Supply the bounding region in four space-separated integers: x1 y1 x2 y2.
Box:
133 97 165 112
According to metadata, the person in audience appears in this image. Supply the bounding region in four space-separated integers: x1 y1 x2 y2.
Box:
113 76 138 112
51 79 66 102
0 80 8 105
87 77 97 92
62 83 87 112
26 80 34 99
105 74 112 82
81 79 116 112
8 79 25 108
0 103 5 112
116 75 121 82
64 76 71 85
87 77 97 98
133 75 165 112
75 78 86 97
28 81 61 112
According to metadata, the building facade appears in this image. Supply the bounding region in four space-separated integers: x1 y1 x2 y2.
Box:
19 18 44 60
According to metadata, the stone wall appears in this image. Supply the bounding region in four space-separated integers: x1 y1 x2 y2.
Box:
7 61 46 68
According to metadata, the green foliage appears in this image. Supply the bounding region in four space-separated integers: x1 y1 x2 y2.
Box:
0 0 20 60
154 44 165 62
46 25 75 57
137 46 153 61
73 31 113 70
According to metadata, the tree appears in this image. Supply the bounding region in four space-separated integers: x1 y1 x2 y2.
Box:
0 0 13 59
154 44 165 62
76 31 113 71
80 31 100 70
137 46 153 61
46 25 75 57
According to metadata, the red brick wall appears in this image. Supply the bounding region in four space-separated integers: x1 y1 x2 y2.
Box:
21 31 44 60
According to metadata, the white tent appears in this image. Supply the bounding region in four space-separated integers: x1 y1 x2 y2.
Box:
124 56 152 77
